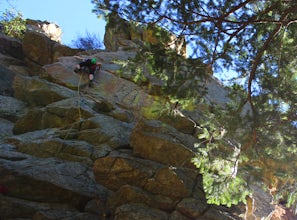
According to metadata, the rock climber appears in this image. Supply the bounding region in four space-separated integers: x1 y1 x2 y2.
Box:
74 56 101 87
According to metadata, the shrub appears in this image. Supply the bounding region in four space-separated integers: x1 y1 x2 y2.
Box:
71 30 103 50
0 9 26 39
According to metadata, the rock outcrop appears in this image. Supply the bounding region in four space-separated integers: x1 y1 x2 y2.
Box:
22 30 81 71
0 18 282 220
104 12 187 57
0 33 24 60
26 19 63 43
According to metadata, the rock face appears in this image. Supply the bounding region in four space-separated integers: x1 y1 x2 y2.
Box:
0 19 278 220
2 20 81 75
104 12 187 57
26 19 63 43
22 30 81 69
0 33 24 60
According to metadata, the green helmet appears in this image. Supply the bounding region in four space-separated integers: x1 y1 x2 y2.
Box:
91 58 97 64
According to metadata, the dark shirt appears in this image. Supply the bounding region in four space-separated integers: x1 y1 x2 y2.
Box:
79 59 97 75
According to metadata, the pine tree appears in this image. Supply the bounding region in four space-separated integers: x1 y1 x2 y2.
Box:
91 0 297 207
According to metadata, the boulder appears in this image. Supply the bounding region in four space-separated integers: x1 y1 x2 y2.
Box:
144 166 197 198
7 129 112 162
85 198 111 218
52 43 82 62
0 51 29 75
130 119 197 168
22 31 54 65
176 197 209 219
0 33 24 60
9 134 94 166
107 185 176 212
0 118 14 140
0 95 27 122
26 19 62 43
104 13 186 56
108 105 135 123
104 12 132 51
89 68 167 119
0 145 109 206
12 108 45 134
169 211 193 220
114 203 169 220
13 75 77 106
13 97 97 134
0 64 16 96
22 30 81 68
78 114 133 148
159 113 197 135
201 206 243 220
93 152 200 200
7 128 113 165
45 97 97 121
94 153 160 191
0 195 101 220
43 62 89 89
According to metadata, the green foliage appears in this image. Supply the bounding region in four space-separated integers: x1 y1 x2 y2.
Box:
193 158 250 207
120 40 252 206
191 105 251 207
92 0 297 208
0 9 26 39
118 42 208 105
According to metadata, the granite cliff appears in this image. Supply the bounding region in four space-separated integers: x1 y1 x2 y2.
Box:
0 18 284 220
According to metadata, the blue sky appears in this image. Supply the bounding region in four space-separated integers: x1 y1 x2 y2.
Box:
1 0 237 82
1 0 106 47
